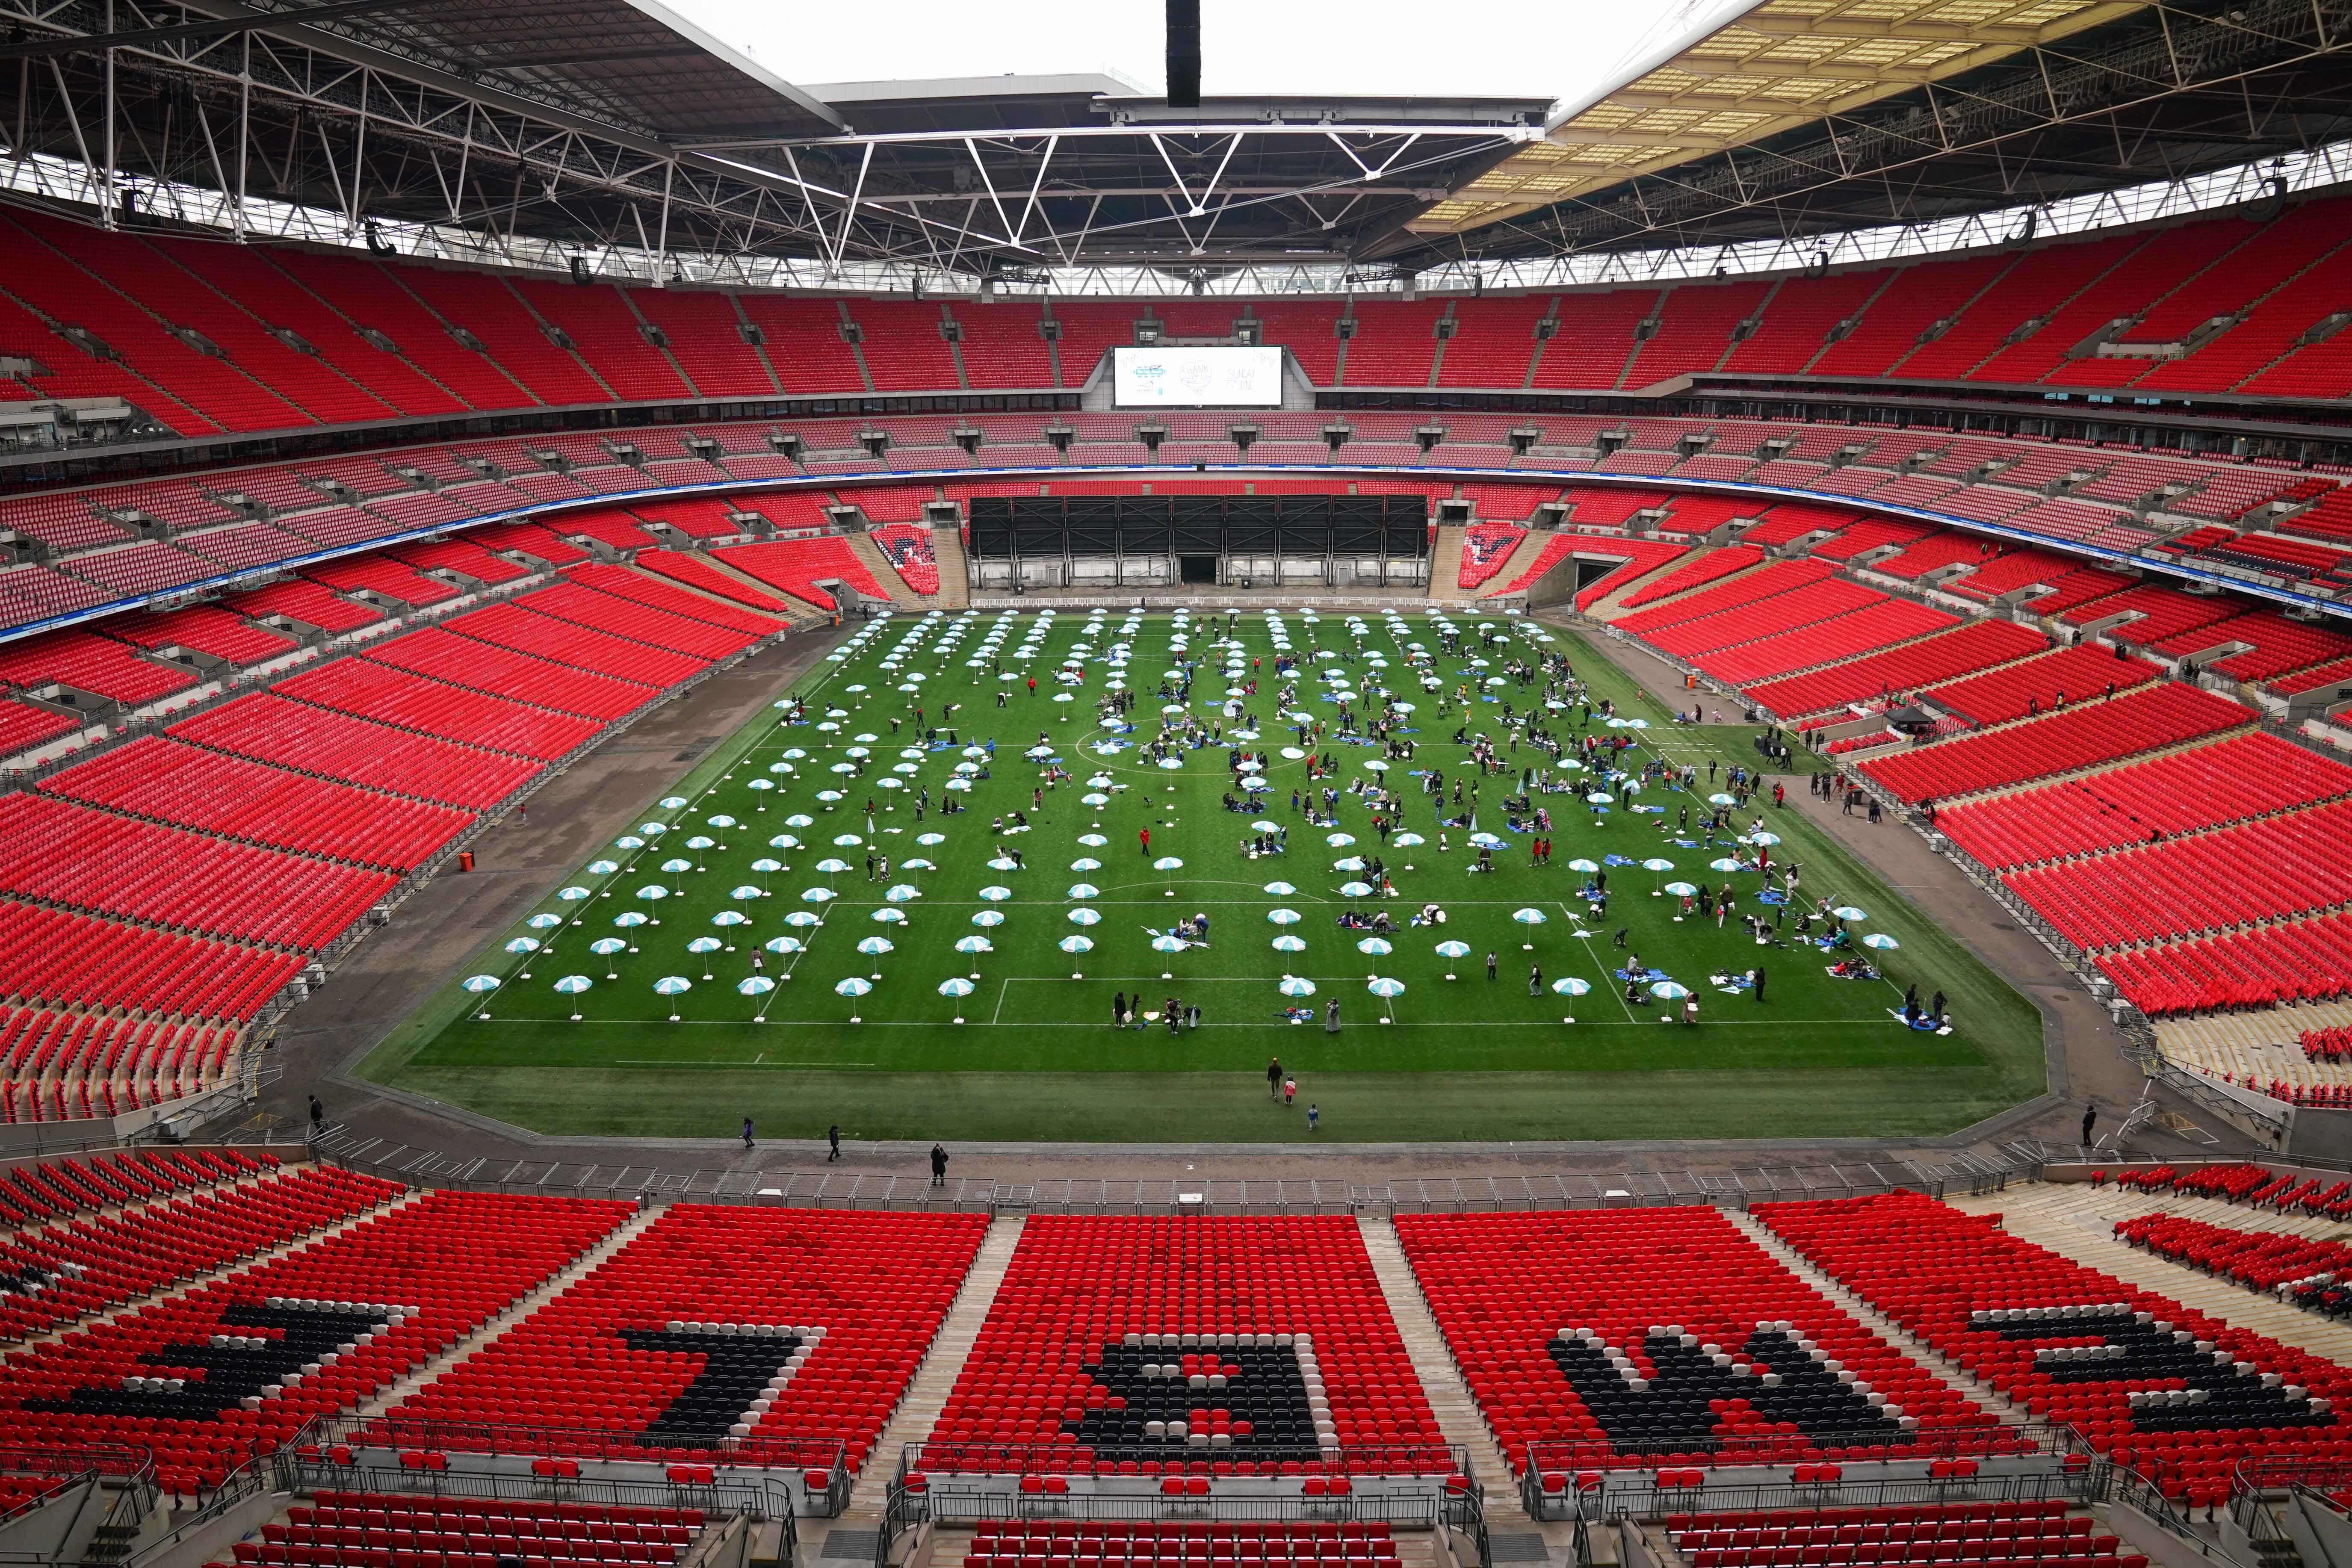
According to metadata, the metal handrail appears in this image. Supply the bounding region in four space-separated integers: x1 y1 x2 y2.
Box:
304 1412 848 1479
1522 1420 2074 1479
898 1441 1472 1482
1553 1465 2097 1524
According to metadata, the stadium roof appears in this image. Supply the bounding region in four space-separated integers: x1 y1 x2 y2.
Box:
1385 0 2352 263
0 0 2343 276
1411 0 2145 234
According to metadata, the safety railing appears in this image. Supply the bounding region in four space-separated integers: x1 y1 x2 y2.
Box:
283 1457 801 1554
898 1440 1471 1484
301 1411 847 1504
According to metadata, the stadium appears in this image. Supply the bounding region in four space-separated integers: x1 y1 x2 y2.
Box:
4 0 2352 1562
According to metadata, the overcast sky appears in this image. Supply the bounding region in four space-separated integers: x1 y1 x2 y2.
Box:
665 0 1749 111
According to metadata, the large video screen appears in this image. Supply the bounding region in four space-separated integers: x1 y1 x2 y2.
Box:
1112 345 1284 407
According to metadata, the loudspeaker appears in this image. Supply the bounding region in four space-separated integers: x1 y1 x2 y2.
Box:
569 255 591 285
1166 0 1200 109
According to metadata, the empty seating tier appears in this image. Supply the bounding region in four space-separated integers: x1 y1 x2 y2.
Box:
963 1522 1399 1568
385 1205 985 1471
169 694 539 810
1936 732 2352 871
2094 908 2352 1017
222 1491 705 1568
39 736 473 872
1457 524 1527 592
1745 620 2047 722
1858 683 2249 805
360 627 653 724
1755 1191 2352 1502
2113 1213 2352 1317
1393 1208 2003 1474
0 1190 629 1495
1923 645 2163 727
272 660 599 762
708 540 889 613
0 899 301 1023
0 1164 400 1341
925 1216 1446 1476
0 1149 275 1227
0 793 394 951
1664 1501 2137 1568
2001 797 2352 949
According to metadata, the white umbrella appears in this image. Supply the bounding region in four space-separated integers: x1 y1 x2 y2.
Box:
738 976 775 996
613 912 649 930
1357 936 1392 956
1072 857 1103 872
1279 977 1317 998
1153 856 1184 871
764 936 804 954
971 910 1005 927
526 912 564 930
728 886 763 902
1833 906 1869 921
586 861 621 877
1068 883 1100 899
712 910 750 928
1567 858 1600 873
653 974 692 994
1709 792 1739 806
1327 833 1356 847
816 859 851 874
785 911 824 928
461 974 500 993
1272 934 1307 953
553 973 592 993
832 833 866 848
1651 980 1692 1000
978 885 1013 902
660 857 693 875
917 832 947 846
835 975 872 1022
504 937 541 954
1553 977 1591 996
1710 857 1746 873
871 907 906 925
1862 933 1900 950
886 884 923 902
937 976 975 1020
1068 908 1102 926
1268 908 1302 926
801 888 836 903
1264 880 1296 895
1393 833 1425 848
589 937 627 957
1078 833 1108 847
1513 908 1548 925
1434 938 1470 980
1339 880 1374 898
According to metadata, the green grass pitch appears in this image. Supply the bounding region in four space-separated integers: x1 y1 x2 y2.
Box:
360 608 2045 1143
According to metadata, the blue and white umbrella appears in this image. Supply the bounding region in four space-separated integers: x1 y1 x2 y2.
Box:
1862 933 1900 950
764 936 804 954
1357 937 1393 956
504 936 541 954
1513 908 1547 926
1339 881 1374 898
653 975 692 995
554 974 593 995
1272 934 1306 953
1833 906 1869 921
1650 981 1692 1001
1068 883 1100 900
1264 881 1297 895
739 976 775 997
971 910 1005 927
687 936 723 955
978 886 1013 902
712 910 750 927
1268 908 1303 926
1367 976 1406 998
801 888 837 903
461 974 500 993
1551 977 1591 996
1068 907 1103 927
1279 977 1317 998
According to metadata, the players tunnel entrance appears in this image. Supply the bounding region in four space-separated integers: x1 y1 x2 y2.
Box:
1179 555 1218 584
